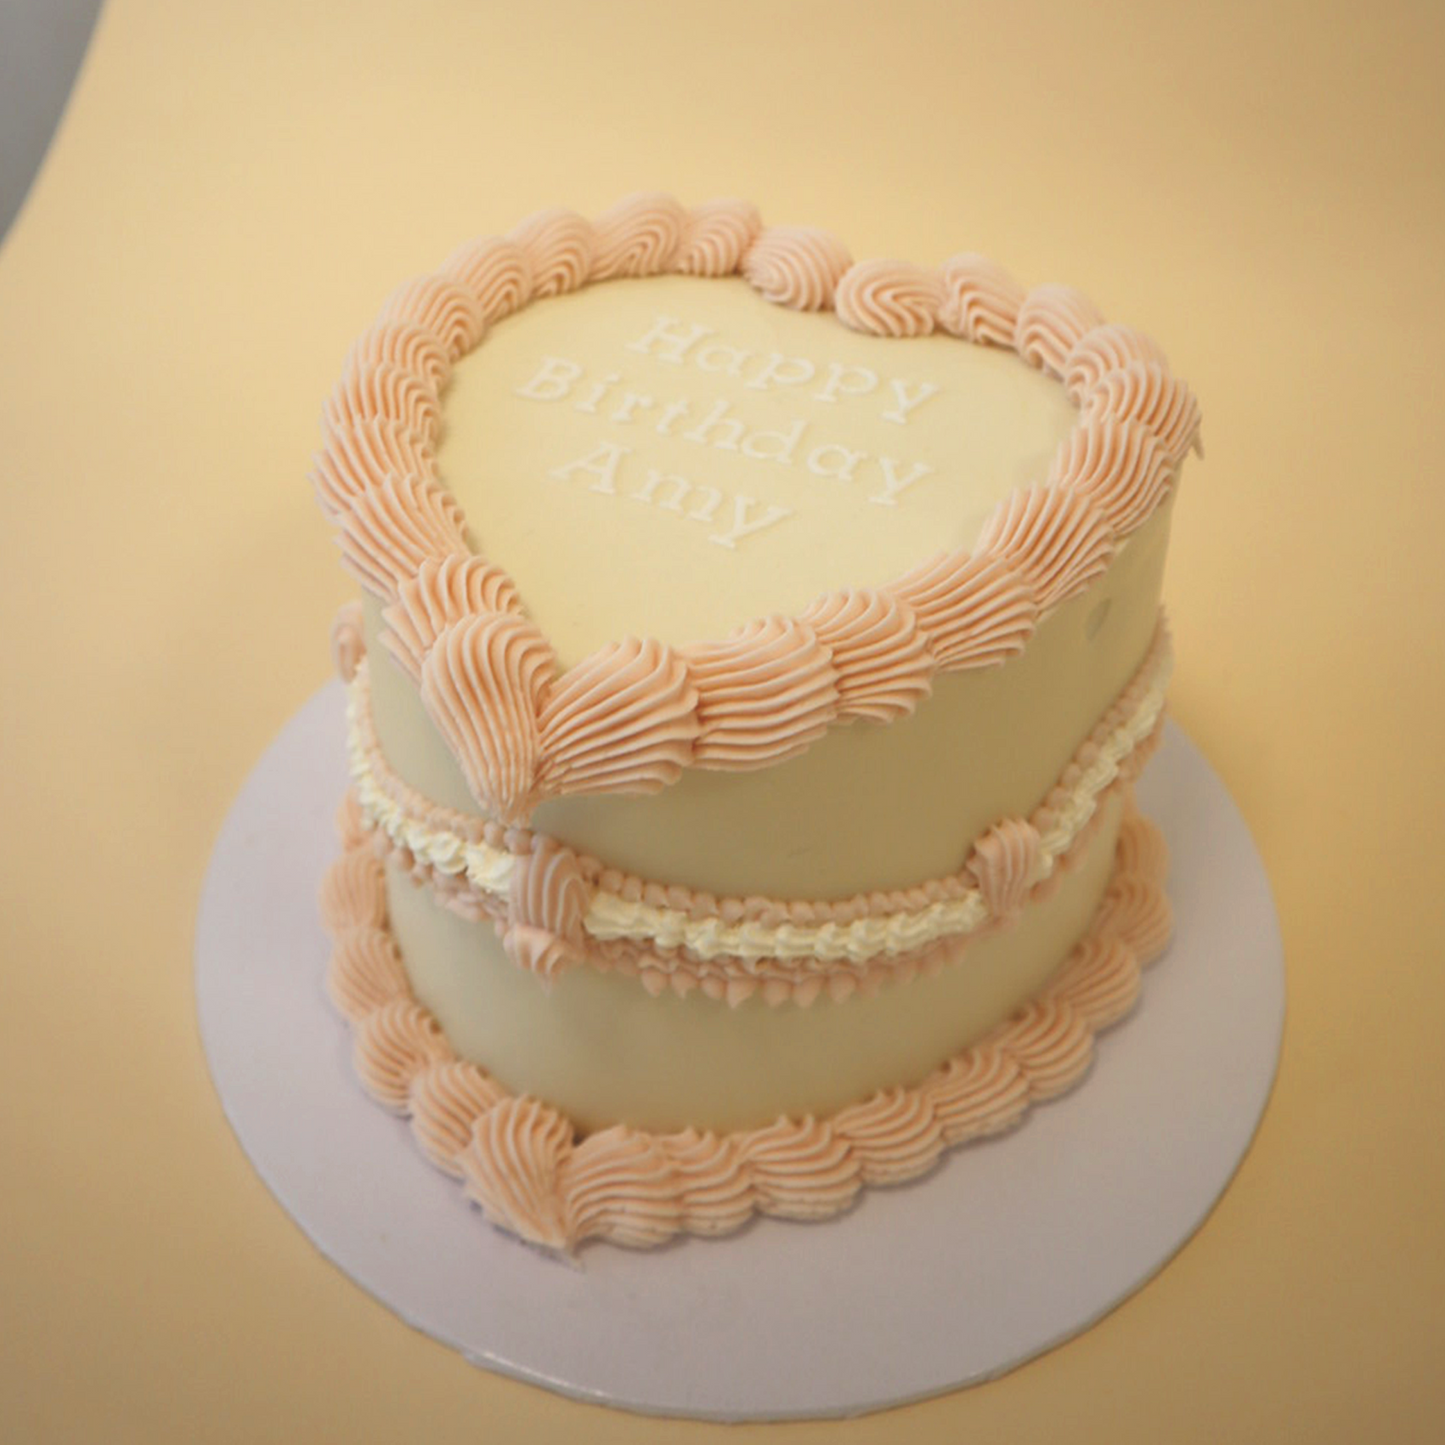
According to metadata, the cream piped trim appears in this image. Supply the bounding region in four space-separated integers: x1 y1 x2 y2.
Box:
834 259 945 337
506 208 593 298
321 799 1171 1251
937 253 1025 345
344 619 1170 994
312 196 1201 814
741 225 853 311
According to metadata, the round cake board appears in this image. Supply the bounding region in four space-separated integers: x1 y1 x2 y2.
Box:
196 684 1284 1422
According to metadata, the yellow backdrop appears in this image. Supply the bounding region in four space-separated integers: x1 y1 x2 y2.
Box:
3 1 1442 1440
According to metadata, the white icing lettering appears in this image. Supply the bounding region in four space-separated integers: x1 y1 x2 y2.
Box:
652 398 691 435
709 495 794 549
550 442 631 495
609 392 653 423
682 398 744 452
741 418 806 465
573 372 620 415
626 315 713 365
744 352 816 392
694 342 753 376
814 362 878 404
515 356 583 401
627 469 668 504
628 469 693 510
806 443 864 482
882 378 941 425
685 485 724 524
867 456 934 505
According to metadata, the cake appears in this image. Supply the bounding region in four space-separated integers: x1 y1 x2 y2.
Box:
311 194 1198 1251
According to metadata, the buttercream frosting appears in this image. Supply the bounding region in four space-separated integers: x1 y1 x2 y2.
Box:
507 207 594 299
834 259 946 338
312 197 1199 813
937 253 1025 346
308 197 1199 1246
741 226 853 311
320 800 1172 1250
340 616 1170 996
590 192 687 280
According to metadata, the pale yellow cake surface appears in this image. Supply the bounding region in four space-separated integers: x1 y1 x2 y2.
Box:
388 794 1125 1135
436 275 1079 667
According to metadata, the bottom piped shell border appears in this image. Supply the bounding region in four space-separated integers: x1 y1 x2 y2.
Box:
321 797 1171 1252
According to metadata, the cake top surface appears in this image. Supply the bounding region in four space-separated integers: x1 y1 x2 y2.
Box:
438 274 1077 664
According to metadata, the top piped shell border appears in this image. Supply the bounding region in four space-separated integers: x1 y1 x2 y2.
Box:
312 193 1201 826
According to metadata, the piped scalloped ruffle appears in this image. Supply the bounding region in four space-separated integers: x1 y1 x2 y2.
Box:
320 795 1171 1251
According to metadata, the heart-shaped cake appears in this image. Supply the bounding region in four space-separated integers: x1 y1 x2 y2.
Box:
313 194 1196 1250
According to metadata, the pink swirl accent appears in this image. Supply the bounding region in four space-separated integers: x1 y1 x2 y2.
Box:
1015 284 1106 377
319 850 386 932
504 837 589 981
419 613 556 823
1064 324 1169 404
441 235 533 324
798 588 934 722
314 202 1198 800
833 1087 945 1185
336 472 469 598
458 1096 575 1249
968 817 1041 919
346 319 452 392
937 254 1025 345
508 208 595 298
330 600 365 684
378 275 486 359
1116 811 1167 875
336 790 367 851
1094 871 1173 959
536 637 701 797
998 997 1094 1101
321 798 1173 1248
311 415 437 520
408 1060 506 1176
928 1047 1029 1143
350 619 1170 1001
1048 417 1172 535
974 486 1115 613
326 926 409 1023
353 998 452 1111
742 226 852 311
673 198 762 276
682 617 840 769
664 1129 758 1236
890 551 1039 668
1050 935 1140 1030
589 192 686 280
323 359 441 442
743 1117 861 1220
834 259 944 337
382 555 523 683
562 1128 684 1249
1083 361 1203 464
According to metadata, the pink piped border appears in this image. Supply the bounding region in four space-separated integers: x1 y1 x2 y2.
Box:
321 797 1172 1252
311 194 1202 817
338 613 1170 1005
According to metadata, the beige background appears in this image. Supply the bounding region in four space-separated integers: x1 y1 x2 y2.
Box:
3 0 1442 1439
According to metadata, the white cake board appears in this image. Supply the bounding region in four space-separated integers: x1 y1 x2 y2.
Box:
196 685 1284 1422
